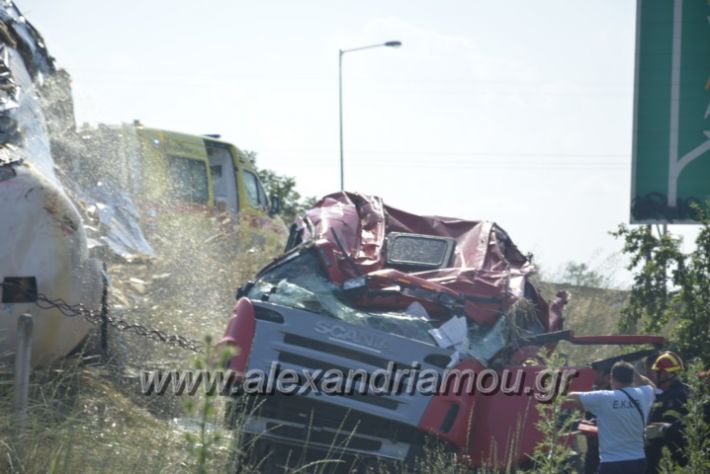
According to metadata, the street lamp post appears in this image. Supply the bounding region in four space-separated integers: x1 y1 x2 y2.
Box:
339 41 402 192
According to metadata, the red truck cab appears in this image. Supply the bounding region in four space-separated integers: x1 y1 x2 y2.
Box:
220 192 663 470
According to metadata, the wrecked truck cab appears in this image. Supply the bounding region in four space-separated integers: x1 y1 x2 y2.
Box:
219 192 663 470
232 236 545 371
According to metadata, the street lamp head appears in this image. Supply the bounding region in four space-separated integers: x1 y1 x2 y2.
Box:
339 39 402 191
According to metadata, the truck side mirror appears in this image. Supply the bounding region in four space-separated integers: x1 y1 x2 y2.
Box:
269 195 281 216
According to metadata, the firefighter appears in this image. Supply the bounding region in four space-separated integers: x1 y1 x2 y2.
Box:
643 352 660 388
644 351 690 473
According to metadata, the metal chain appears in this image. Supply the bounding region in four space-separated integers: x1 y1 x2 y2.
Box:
1 281 203 353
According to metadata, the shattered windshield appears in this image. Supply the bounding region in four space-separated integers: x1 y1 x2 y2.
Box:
467 315 510 365
247 247 518 363
247 249 437 344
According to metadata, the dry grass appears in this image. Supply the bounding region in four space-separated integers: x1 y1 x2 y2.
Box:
1 358 192 473
0 215 282 474
106 212 284 369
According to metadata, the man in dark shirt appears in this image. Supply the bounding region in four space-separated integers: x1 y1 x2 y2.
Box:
645 351 690 473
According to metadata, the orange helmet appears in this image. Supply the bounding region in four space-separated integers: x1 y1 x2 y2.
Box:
651 351 684 374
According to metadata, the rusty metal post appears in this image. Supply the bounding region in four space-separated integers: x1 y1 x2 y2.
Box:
14 313 32 436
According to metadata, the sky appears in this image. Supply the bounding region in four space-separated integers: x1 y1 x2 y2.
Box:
20 0 700 286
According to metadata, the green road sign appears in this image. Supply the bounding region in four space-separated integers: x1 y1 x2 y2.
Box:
631 0 710 223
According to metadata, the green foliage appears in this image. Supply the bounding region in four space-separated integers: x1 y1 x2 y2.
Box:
242 149 317 224
559 262 606 288
680 360 710 473
612 213 710 366
610 224 683 334
182 336 223 474
528 352 580 474
412 439 474 474
656 360 710 474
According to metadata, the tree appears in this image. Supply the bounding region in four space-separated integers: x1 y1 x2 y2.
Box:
612 210 710 366
241 150 317 224
658 359 710 474
559 262 606 288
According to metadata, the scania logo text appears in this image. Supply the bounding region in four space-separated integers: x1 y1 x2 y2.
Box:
313 321 390 351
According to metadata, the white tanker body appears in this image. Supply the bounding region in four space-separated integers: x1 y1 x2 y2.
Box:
0 2 101 365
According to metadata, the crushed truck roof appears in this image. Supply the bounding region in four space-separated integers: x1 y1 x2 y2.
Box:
288 191 565 330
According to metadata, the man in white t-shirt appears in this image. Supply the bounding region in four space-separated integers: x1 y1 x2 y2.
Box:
568 361 656 474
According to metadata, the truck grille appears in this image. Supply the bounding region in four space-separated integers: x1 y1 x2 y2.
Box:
282 333 393 369
242 302 454 463
244 393 417 461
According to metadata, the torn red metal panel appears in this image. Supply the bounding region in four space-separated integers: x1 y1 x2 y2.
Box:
297 191 546 328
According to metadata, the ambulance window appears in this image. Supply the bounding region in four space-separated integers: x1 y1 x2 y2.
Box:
167 155 209 204
257 179 269 208
243 170 261 208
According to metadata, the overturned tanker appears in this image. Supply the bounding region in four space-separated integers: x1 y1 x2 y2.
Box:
220 192 663 470
0 2 103 365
